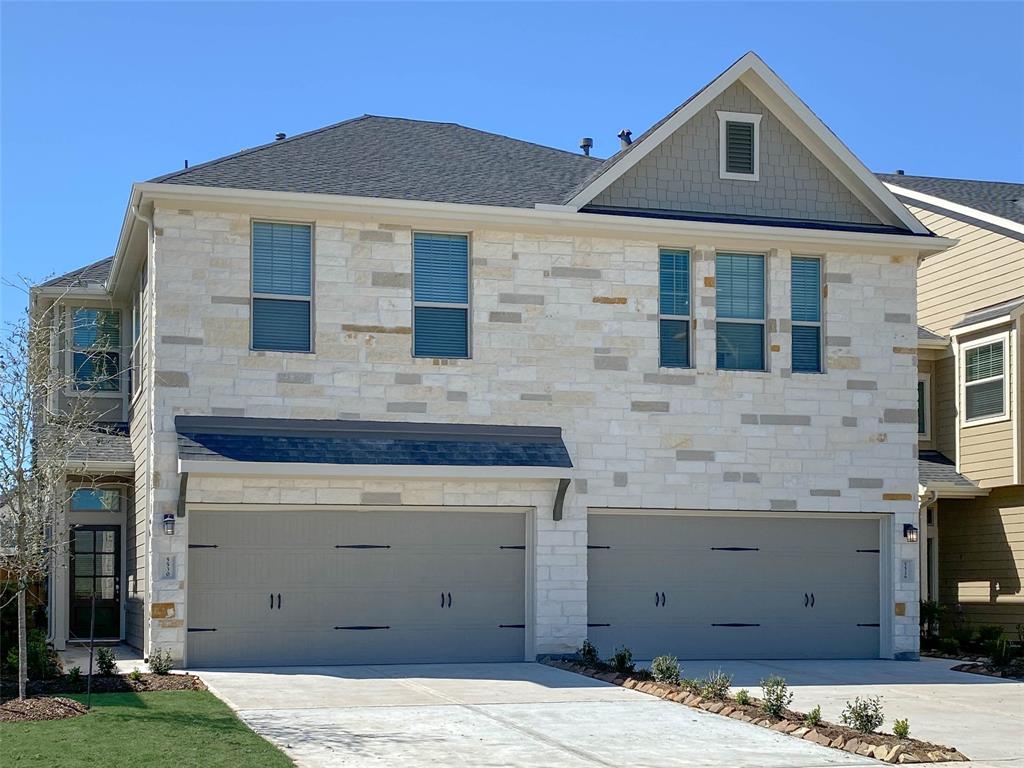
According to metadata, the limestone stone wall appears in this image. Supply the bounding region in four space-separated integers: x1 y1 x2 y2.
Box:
142 206 921 660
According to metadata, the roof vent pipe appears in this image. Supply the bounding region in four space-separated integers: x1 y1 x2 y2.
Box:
275 132 286 141
617 129 632 148
895 169 905 175
579 137 594 157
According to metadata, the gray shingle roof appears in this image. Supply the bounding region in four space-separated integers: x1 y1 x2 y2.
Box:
918 451 980 491
950 295 1024 331
69 425 133 465
152 116 603 209
917 326 946 344
42 256 114 288
878 173 1024 226
176 416 573 468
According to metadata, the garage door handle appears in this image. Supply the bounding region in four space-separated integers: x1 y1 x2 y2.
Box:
277 593 281 610
447 592 452 608
270 593 274 610
661 592 666 607
804 593 809 608
810 593 815 608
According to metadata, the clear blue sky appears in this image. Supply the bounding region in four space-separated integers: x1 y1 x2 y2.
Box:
2 1 1022 322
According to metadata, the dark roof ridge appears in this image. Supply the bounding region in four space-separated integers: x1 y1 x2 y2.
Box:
879 172 1024 188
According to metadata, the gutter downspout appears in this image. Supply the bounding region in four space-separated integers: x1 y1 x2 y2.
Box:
131 204 156 659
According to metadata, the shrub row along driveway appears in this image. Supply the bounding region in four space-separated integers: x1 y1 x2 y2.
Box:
673 658 1024 768
196 662 874 767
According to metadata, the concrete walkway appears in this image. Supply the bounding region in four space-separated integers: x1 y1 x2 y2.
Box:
195 663 875 767
670 658 1024 767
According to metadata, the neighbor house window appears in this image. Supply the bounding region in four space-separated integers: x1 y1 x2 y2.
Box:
918 376 930 437
791 256 822 373
72 308 121 391
963 337 1007 422
413 232 470 358
716 253 766 371
717 111 762 181
251 221 312 352
659 249 691 368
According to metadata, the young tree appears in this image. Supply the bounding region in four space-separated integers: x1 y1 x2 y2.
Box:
0 293 101 699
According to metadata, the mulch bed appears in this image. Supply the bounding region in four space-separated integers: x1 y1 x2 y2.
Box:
1 672 205 703
546 659 968 764
0 696 88 723
949 661 1024 681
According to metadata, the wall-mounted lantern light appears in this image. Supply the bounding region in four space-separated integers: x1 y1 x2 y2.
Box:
162 513 176 536
903 523 919 543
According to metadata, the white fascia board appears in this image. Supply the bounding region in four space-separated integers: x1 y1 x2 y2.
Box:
134 182 954 256
67 460 135 475
922 483 989 499
178 458 571 481
32 286 110 299
949 309 1024 338
917 338 950 350
886 183 1024 238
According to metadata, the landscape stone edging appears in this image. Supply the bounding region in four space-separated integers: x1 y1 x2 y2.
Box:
545 660 968 764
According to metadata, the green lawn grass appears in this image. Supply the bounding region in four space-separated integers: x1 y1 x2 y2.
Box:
0 691 293 767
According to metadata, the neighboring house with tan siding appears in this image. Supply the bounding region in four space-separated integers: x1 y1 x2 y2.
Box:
881 173 1024 632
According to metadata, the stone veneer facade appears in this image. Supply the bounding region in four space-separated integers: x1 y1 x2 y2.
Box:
141 206 921 661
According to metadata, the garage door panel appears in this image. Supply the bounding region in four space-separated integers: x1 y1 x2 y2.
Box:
588 513 881 660
187 510 526 667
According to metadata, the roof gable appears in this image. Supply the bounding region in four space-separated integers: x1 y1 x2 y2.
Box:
152 116 602 209
588 80 882 228
566 53 928 234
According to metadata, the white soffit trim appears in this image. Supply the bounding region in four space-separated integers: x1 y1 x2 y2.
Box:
886 183 1024 238
563 52 929 235
178 458 571 481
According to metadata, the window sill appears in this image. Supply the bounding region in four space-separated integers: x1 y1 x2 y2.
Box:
962 413 1010 429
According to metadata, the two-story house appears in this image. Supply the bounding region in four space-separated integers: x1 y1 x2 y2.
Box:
34 53 951 667
880 174 1023 633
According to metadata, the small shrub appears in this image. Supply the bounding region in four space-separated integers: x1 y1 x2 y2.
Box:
952 624 974 649
651 655 680 684
148 648 174 675
578 640 599 666
938 637 960 656
805 705 822 727
6 629 62 680
977 624 1004 646
892 718 910 739
95 646 117 676
760 675 793 718
734 688 751 705
991 638 1016 668
679 677 701 694
699 668 732 700
66 666 83 687
840 696 884 733
128 667 143 682
610 646 634 674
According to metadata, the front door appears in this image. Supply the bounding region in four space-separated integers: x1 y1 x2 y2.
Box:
69 525 121 640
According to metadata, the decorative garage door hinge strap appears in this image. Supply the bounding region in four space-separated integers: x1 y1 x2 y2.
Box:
499 545 526 550
187 627 217 632
334 625 391 630
857 623 881 627
587 545 611 549
587 623 611 627
335 544 391 549
856 549 880 553
498 624 526 629
188 544 218 549
711 623 761 627
710 547 759 551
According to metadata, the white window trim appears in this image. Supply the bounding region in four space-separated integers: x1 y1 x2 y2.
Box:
717 111 762 182
715 252 768 372
411 230 472 360
658 248 693 369
959 331 1010 427
791 255 824 374
918 373 931 439
249 219 316 354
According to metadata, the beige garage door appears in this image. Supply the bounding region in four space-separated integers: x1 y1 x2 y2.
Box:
187 509 526 667
587 514 880 659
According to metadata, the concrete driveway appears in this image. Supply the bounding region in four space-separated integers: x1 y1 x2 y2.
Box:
674 658 1024 768
194 662 875 767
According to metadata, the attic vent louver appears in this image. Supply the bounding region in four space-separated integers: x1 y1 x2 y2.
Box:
725 121 755 175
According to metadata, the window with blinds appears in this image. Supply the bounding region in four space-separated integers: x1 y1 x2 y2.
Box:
659 249 691 368
791 256 822 373
917 379 929 436
72 308 122 391
963 339 1006 422
716 253 766 371
251 221 312 352
413 233 470 358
